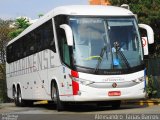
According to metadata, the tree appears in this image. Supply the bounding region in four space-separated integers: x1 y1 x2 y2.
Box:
0 19 13 102
9 17 30 39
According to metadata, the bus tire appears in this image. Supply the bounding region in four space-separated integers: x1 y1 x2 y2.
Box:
13 87 18 106
51 83 64 111
111 100 121 109
17 87 25 107
17 87 33 107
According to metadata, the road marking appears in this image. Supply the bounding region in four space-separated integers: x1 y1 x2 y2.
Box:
139 100 144 106
147 100 154 106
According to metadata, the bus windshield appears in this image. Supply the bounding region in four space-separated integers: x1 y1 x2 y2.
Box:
69 17 143 70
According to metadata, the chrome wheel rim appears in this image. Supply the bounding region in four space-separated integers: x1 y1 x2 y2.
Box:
18 90 22 103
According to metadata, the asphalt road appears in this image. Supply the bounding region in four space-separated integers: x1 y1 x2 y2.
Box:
0 103 160 120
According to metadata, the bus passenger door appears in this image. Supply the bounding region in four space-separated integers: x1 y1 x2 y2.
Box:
58 30 73 97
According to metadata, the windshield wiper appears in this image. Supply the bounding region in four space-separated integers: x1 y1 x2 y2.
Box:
113 42 130 69
118 50 130 68
94 45 107 73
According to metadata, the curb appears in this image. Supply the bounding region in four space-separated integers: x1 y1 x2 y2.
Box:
122 99 160 106
34 100 48 105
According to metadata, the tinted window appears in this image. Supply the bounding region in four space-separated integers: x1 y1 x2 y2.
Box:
6 19 56 63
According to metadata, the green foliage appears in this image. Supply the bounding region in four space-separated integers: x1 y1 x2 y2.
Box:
8 28 24 39
14 17 30 29
9 17 31 39
146 76 157 98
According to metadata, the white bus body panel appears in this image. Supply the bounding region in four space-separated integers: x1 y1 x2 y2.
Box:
6 49 66 100
59 70 146 102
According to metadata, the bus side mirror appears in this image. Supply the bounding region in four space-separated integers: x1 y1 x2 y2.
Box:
60 24 73 46
138 24 154 44
138 24 154 55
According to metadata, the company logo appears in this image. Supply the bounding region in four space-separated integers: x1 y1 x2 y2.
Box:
112 82 117 88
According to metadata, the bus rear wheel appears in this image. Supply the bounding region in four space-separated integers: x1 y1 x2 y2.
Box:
51 83 64 111
13 87 18 106
17 87 33 107
17 87 24 106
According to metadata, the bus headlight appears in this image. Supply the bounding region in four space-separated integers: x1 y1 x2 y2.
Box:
138 76 145 82
79 79 95 86
132 76 145 83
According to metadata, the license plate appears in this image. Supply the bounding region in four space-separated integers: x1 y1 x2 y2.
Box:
108 91 121 96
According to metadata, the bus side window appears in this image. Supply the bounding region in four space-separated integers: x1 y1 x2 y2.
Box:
48 30 56 52
6 19 56 63
22 35 27 56
36 28 42 52
39 20 56 52
7 45 13 63
16 41 22 59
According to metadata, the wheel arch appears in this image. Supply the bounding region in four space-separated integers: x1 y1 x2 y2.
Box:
17 83 21 90
16 83 23 98
50 78 60 99
12 83 16 90
50 79 57 92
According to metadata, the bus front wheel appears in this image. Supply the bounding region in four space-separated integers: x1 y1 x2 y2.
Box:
51 83 64 111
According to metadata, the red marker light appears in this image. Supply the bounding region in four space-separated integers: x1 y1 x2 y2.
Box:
71 70 79 78
72 80 79 95
71 70 79 95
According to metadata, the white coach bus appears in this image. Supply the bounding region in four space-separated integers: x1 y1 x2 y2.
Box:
6 5 154 111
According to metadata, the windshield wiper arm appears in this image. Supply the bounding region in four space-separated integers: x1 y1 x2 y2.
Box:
118 50 130 68
114 42 130 69
94 46 107 73
114 42 130 68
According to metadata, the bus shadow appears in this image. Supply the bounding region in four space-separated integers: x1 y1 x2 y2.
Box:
33 103 147 112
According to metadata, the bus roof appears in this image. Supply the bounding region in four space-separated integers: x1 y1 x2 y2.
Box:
53 5 133 16
8 5 134 45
